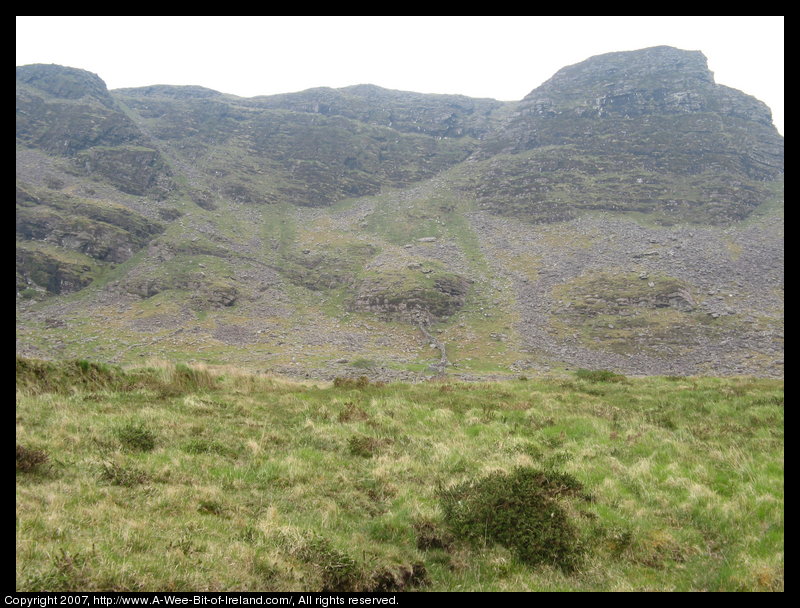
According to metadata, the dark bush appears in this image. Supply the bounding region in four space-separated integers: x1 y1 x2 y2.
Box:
413 518 454 551
113 421 157 452
337 403 370 423
197 500 226 516
333 376 371 389
348 434 384 458
181 438 229 455
368 562 429 591
299 536 362 592
439 467 588 571
16 444 49 473
99 460 149 487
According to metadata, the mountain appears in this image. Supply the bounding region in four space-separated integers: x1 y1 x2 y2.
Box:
15 47 784 379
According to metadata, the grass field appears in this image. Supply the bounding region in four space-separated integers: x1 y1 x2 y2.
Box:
16 358 783 591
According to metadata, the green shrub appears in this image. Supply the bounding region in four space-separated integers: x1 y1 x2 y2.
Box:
439 467 588 572
113 421 157 452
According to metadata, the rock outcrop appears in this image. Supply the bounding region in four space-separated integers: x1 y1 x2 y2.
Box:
352 266 470 323
15 184 164 296
16 64 144 155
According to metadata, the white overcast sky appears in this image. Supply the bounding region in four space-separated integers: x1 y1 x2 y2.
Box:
17 16 784 134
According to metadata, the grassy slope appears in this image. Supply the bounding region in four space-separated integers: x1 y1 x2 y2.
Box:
17 358 783 591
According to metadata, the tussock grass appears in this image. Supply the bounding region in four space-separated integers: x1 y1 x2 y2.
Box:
16 358 783 591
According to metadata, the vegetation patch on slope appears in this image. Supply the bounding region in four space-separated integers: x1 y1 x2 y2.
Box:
278 241 378 291
352 264 470 323
550 272 742 356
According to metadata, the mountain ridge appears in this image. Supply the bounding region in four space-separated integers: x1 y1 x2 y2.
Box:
16 46 784 379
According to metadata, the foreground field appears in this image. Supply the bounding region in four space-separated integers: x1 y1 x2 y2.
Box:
16 358 784 591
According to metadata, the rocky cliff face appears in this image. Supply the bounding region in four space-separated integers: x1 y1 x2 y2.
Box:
112 83 484 209
474 46 783 225
16 65 142 155
16 48 784 379
519 46 772 123
251 84 508 139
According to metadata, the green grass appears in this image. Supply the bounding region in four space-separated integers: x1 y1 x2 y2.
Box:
16 358 783 591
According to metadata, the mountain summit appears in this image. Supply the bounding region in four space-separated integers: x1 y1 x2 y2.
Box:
477 46 783 223
16 47 784 379
521 45 772 124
